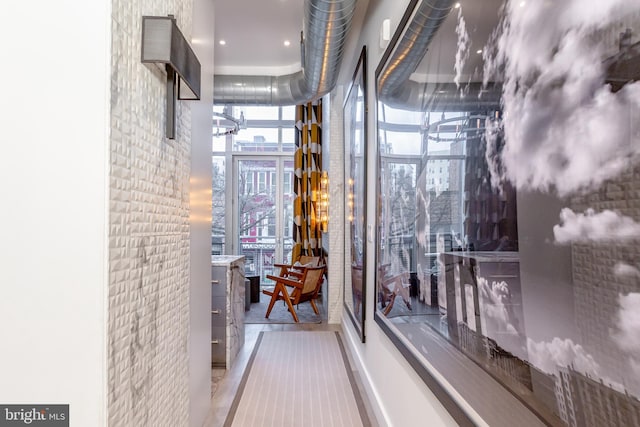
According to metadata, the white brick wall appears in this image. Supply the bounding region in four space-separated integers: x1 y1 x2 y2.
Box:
109 0 193 425
327 87 346 324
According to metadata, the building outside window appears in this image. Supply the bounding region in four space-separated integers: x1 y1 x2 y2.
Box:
212 105 296 284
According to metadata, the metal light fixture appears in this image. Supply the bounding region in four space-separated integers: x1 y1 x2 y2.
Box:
318 171 329 232
213 111 246 138
141 15 201 139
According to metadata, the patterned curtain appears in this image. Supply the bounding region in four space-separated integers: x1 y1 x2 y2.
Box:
292 100 323 262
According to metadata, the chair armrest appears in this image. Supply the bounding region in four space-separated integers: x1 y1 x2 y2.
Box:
290 265 324 277
274 263 292 269
274 263 295 276
287 270 304 279
266 274 304 289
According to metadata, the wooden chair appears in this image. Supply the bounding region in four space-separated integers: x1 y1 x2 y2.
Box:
378 268 412 315
263 265 325 322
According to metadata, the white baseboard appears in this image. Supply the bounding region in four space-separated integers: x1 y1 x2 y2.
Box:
341 314 391 427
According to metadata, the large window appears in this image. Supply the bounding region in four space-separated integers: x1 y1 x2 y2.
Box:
212 105 295 153
374 1 640 426
212 105 296 284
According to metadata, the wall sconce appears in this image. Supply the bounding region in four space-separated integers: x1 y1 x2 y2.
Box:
318 171 329 232
141 15 201 139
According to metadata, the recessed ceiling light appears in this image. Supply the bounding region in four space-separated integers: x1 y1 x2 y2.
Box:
454 2 461 8
284 40 291 47
219 40 226 46
476 49 483 54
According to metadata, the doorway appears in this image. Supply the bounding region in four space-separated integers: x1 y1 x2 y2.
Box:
232 155 294 288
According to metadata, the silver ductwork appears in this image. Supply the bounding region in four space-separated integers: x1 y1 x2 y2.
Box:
388 81 502 111
214 0 356 105
378 0 501 111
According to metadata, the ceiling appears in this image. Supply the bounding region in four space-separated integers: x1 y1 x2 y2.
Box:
213 0 305 75
212 0 368 80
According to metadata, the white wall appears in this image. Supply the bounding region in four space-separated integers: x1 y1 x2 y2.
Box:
189 0 215 425
0 1 111 425
338 1 458 425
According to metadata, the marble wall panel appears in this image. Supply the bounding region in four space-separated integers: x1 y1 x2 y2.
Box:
108 0 193 424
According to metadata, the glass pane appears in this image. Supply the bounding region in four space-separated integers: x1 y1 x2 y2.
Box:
259 162 295 286
282 159 295 264
375 2 640 425
211 156 226 255
241 105 279 120
424 112 482 156
380 130 423 155
381 104 423 124
212 105 233 151
378 162 417 273
282 105 296 120
344 53 368 340
213 104 296 152
234 128 279 151
212 136 226 152
282 128 295 146
238 159 277 283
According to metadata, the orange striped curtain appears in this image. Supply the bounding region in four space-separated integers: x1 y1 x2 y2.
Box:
292 100 323 261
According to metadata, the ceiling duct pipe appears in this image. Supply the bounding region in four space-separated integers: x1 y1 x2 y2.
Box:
378 0 501 111
213 0 356 105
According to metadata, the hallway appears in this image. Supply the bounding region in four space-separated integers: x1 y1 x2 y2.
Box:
204 324 378 427
5 1 640 426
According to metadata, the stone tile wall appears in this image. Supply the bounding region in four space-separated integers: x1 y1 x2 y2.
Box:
108 0 192 425
327 88 346 324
